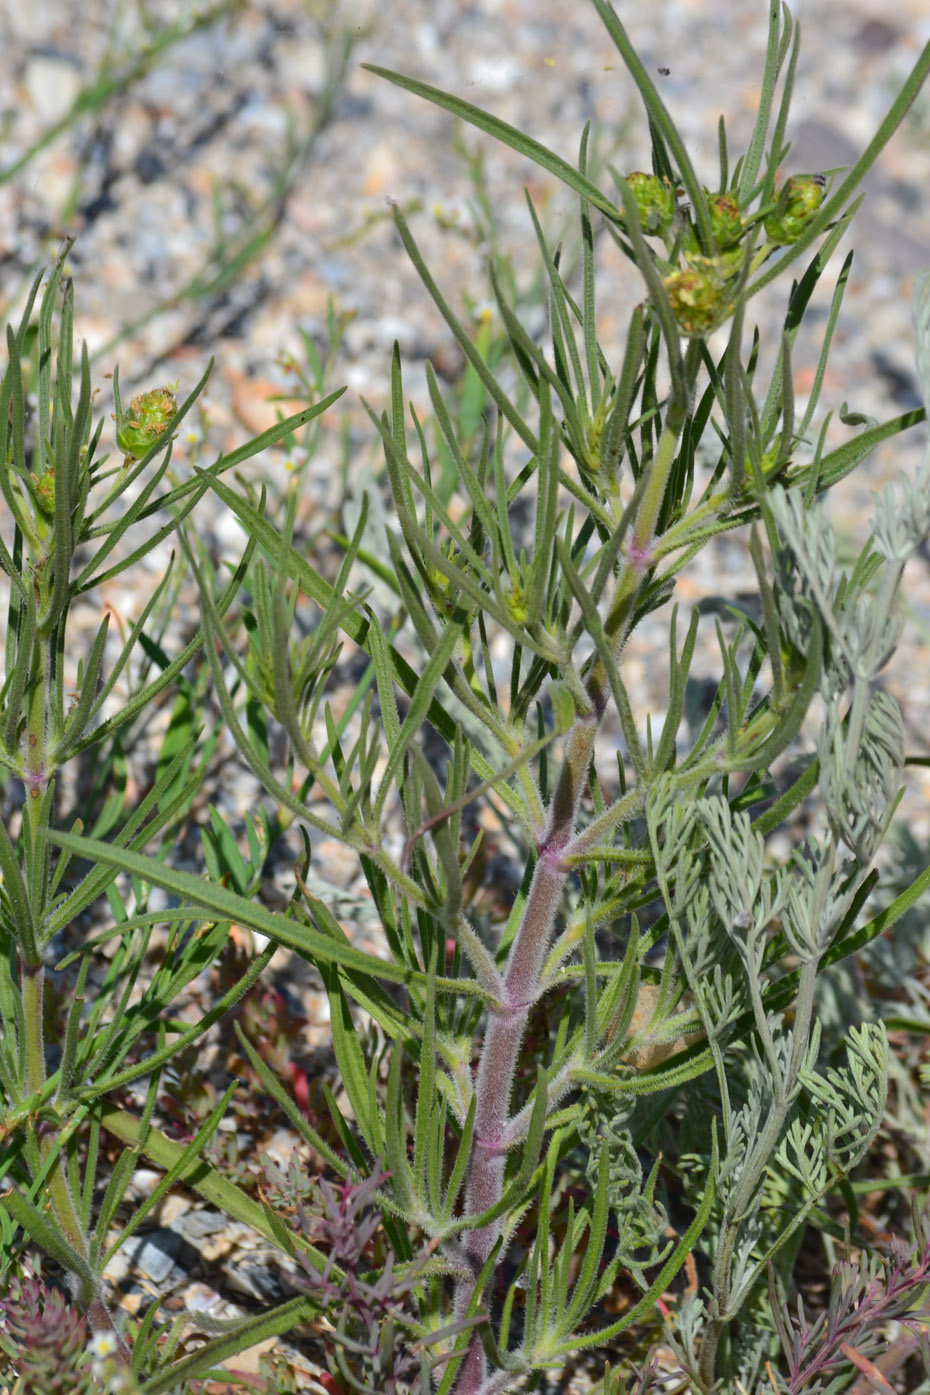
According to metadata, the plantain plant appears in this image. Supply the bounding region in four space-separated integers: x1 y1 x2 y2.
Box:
4 2 930 1392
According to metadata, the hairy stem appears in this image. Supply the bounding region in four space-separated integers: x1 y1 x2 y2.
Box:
454 699 604 1391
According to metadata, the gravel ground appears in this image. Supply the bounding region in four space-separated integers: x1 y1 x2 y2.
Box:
3 0 930 728
3 1 930 1389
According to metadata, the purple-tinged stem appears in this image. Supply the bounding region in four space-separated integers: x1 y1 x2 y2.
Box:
453 699 604 1393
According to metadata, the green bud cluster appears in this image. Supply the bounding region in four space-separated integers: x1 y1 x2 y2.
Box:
624 171 678 236
623 175 752 336
663 262 732 336
115 385 177 461
706 191 743 248
764 174 825 245
619 164 829 340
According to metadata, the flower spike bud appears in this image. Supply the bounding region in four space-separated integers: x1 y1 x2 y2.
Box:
764 173 826 246
116 385 178 461
624 171 678 236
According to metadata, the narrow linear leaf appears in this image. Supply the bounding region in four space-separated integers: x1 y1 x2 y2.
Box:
47 830 423 988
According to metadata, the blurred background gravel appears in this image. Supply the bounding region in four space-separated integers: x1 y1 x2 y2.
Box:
4 0 929 834
4 1 930 455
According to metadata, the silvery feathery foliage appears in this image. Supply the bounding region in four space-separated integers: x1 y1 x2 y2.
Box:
870 467 930 562
679 273 930 1386
650 453 918 1389
797 1022 888 1174
769 489 850 700
695 964 747 1037
701 798 790 968
780 840 860 959
577 1092 671 1271
770 486 905 693
818 689 906 863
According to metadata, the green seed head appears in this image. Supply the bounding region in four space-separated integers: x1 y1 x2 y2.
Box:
624 171 678 236
764 174 825 246
116 385 178 461
663 264 730 336
707 191 743 248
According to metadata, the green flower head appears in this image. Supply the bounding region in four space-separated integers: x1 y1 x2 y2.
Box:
764 174 825 246
707 191 744 248
663 264 731 336
624 171 678 236
116 385 178 461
